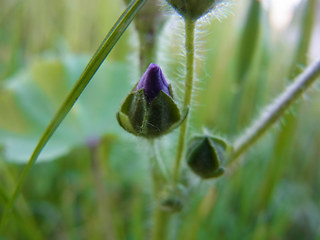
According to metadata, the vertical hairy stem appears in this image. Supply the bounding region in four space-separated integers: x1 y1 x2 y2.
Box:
229 59 320 164
173 19 195 184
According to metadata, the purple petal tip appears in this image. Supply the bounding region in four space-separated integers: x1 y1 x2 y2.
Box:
136 63 171 102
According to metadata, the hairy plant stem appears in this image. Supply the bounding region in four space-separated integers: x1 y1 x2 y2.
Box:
229 58 320 164
173 19 195 184
0 0 147 231
255 0 317 212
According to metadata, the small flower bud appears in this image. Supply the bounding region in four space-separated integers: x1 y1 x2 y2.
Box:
186 135 227 179
158 185 184 212
117 63 187 138
166 0 218 21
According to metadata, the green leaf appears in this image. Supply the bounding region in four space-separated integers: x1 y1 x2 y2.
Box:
0 54 131 162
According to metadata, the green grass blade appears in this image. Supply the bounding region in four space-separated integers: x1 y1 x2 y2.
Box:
236 0 261 84
289 0 317 77
228 0 261 133
256 0 318 211
0 0 147 231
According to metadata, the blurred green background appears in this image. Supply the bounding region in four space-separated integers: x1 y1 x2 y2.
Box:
0 0 320 239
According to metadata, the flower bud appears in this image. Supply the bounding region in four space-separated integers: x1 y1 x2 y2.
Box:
186 135 227 179
158 185 184 212
117 63 187 138
166 0 218 21
160 196 183 212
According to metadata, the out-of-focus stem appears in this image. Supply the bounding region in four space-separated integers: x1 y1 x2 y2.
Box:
151 139 170 182
138 33 156 73
151 209 170 240
149 139 171 240
173 19 195 184
126 0 167 74
88 138 116 240
289 0 316 77
256 0 317 212
229 59 320 164
228 0 261 134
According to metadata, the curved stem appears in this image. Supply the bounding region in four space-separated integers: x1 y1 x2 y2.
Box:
229 58 320 164
173 19 195 184
0 0 147 231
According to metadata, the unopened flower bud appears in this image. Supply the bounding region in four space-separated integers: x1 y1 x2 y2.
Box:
166 0 218 21
160 196 183 212
117 63 187 138
158 185 184 212
186 135 227 179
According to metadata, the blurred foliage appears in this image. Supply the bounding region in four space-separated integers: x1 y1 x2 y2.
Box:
0 0 320 239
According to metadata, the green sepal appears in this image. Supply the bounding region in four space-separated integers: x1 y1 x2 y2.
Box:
168 84 174 98
168 107 189 131
117 89 148 136
116 111 136 134
127 89 148 133
146 90 181 137
117 87 187 138
208 137 227 162
186 135 227 179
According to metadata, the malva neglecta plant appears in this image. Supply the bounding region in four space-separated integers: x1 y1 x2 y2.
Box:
0 0 320 239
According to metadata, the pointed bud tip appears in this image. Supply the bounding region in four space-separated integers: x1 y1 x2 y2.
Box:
136 63 171 102
147 63 161 71
186 136 227 179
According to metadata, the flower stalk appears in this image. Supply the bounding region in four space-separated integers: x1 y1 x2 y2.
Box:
173 19 195 184
229 58 320 164
88 138 116 240
150 139 170 183
148 139 171 240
